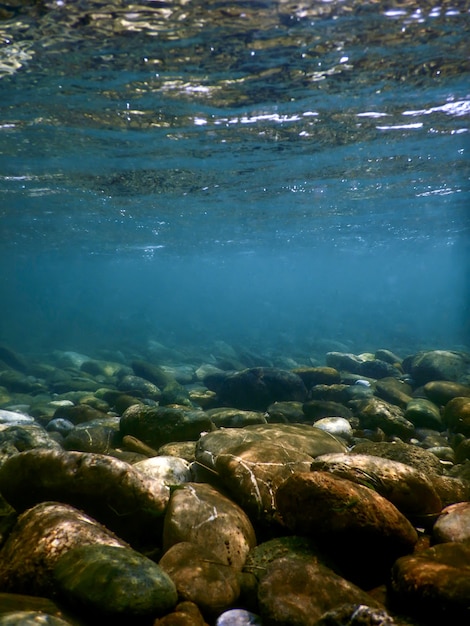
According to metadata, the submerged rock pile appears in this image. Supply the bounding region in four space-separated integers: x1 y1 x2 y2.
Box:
0 344 469 625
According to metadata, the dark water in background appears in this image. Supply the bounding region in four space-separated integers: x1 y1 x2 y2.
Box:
0 1 469 360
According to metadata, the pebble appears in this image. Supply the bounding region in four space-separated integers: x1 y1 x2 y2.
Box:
0 343 468 624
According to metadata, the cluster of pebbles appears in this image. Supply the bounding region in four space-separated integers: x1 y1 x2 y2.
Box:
0 343 469 626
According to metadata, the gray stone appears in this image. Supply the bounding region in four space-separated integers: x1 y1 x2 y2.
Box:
133 456 192 485
433 502 470 543
403 350 470 386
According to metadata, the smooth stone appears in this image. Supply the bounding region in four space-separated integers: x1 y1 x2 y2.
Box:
195 423 346 471
159 380 192 407
117 374 161 400
455 438 470 463
63 422 119 454
292 367 341 388
54 544 177 618
311 452 442 521
163 482 256 571
0 612 73 626
0 502 127 596
157 441 197 462
302 400 353 421
153 601 207 626
161 365 195 384
257 555 382 626
120 405 214 449
0 449 169 546
80 359 123 378
432 502 470 543
45 418 75 437
351 440 444 475
0 424 61 452
160 542 240 618
0 371 44 395
403 350 470 386
306 384 352 404
265 401 304 423
216 608 263 626
390 542 470 623
424 380 470 405
375 348 403 365
52 351 91 369
276 471 418 586
214 440 315 524
325 352 364 374
205 407 267 428
431 474 470 508
312 417 353 441
404 397 443 430
360 359 402 379
131 360 173 388
133 456 192 484
427 445 455 464
0 410 35 425
375 377 413 409
206 367 308 411
353 397 415 440
443 396 470 435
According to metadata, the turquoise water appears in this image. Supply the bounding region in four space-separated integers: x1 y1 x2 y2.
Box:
0 1 469 356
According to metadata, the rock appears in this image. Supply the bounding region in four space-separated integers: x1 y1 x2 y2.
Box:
352 397 415 440
214 440 315 524
307 384 356 404
54 404 109 424
443 396 470 435
325 352 364 374
360 359 402 379
390 542 470 623
62 420 119 454
257 555 382 626
157 441 197 462
0 502 127 596
424 380 470 405
0 371 44 395
315 604 398 625
431 474 470 508
432 502 470 543
351 440 444 475
313 417 353 442
265 401 304 423
133 456 192 485
206 367 307 411
120 405 214 449
310 452 442 522
195 423 346 472
375 349 403 365
131 360 173 388
216 608 262 626
159 380 192 407
117 374 161 400
154 601 207 626
160 542 240 618
404 397 442 430
0 612 73 626
45 418 75 437
0 449 169 546
163 482 256 571
0 424 61 453
403 350 470 386
375 377 413 409
205 407 267 428
303 400 353 422
80 359 123 378
0 409 35 426
276 471 418 586
292 367 341 388
53 544 177 619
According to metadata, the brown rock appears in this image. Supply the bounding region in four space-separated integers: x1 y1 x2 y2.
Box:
433 502 470 544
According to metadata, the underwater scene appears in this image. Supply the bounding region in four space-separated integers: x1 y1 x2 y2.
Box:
0 1 470 625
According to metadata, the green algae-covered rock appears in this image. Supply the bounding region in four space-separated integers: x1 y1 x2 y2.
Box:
54 545 177 618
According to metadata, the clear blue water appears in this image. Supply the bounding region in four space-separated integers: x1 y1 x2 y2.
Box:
0 1 469 358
